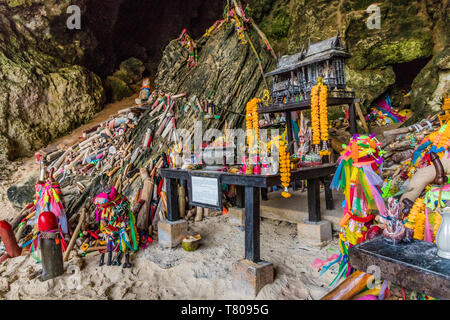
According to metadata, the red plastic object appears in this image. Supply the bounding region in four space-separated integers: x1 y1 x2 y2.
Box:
38 211 59 232
366 225 382 240
0 220 12 231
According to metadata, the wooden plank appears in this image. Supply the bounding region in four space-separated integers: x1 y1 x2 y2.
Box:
258 97 358 114
307 178 321 222
245 186 260 262
354 102 369 134
349 237 450 300
161 164 336 189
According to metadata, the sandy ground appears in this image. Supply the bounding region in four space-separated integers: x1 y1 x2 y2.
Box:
0 93 340 300
0 214 339 300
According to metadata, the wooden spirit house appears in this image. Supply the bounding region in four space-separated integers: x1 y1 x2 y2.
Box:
265 31 352 102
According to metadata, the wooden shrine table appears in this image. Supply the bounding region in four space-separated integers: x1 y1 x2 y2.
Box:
349 236 450 299
160 163 336 263
258 97 359 154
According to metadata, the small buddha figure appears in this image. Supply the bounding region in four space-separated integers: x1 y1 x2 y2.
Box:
297 112 311 160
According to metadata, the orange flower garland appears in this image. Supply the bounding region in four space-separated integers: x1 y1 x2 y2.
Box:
319 84 330 157
310 78 330 157
404 198 425 240
278 137 291 198
310 85 320 146
246 98 260 152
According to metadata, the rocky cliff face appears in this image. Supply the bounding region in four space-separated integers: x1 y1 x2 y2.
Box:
245 0 448 114
0 1 105 160
0 0 448 161
0 0 225 160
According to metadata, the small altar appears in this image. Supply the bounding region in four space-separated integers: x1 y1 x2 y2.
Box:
349 236 450 300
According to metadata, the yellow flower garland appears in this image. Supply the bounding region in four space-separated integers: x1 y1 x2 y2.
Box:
246 98 260 152
310 79 330 157
404 198 425 239
310 85 320 146
279 138 291 198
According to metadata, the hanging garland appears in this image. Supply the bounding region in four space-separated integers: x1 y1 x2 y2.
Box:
279 137 291 198
310 78 329 157
319 84 330 157
246 98 260 153
311 85 320 146
404 197 426 240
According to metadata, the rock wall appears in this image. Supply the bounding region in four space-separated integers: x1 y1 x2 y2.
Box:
0 2 105 160
245 0 449 112
0 0 225 160
0 0 448 160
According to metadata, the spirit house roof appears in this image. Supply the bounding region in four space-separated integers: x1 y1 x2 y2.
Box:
265 32 350 77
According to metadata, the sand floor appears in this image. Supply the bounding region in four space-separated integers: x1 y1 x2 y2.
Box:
0 94 341 300
0 214 339 300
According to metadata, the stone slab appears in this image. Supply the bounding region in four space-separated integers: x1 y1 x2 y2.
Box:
158 219 188 248
232 259 274 297
229 207 245 226
349 236 450 300
297 219 332 246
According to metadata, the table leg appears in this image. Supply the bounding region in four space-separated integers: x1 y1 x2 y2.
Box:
245 186 260 262
285 111 294 154
166 178 179 222
349 103 357 135
261 188 268 201
322 178 334 210
235 185 245 208
307 178 321 222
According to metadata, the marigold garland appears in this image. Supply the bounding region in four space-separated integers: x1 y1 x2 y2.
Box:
278 137 291 198
310 85 320 146
404 198 426 240
246 98 260 152
310 79 330 157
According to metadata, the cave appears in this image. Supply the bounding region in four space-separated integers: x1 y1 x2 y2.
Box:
392 57 431 93
375 57 432 108
82 0 225 77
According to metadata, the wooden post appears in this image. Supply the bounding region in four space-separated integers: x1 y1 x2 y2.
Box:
307 178 321 222
136 167 153 231
285 111 294 154
166 178 179 222
178 180 186 218
245 186 260 263
261 188 268 201
354 102 369 134
349 103 357 135
322 177 334 210
63 208 86 262
321 270 374 300
235 185 245 208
